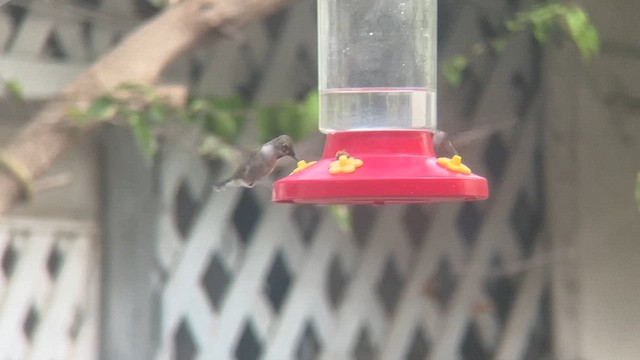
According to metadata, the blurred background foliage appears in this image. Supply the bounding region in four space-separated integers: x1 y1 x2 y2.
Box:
70 84 320 163
443 3 600 86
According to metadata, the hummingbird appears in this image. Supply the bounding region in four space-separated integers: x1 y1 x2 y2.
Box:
433 121 514 157
433 130 459 156
213 135 298 191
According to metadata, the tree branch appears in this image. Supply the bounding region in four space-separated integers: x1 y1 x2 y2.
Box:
0 0 297 214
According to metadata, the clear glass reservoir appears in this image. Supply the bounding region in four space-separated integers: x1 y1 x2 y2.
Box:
318 0 437 133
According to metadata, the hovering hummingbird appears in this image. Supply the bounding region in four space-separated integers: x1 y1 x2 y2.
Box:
433 130 459 156
433 121 514 157
213 135 298 191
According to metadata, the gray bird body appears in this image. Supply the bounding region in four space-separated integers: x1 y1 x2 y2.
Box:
214 135 296 191
433 130 458 156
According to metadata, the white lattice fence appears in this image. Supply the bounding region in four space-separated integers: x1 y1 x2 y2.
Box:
0 0 143 98
0 2 136 358
155 121 548 360
0 0 554 358
0 218 99 360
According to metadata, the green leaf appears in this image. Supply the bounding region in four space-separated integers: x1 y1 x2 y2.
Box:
491 38 509 52
636 171 640 213
189 98 210 114
66 106 86 122
527 3 561 26
216 97 249 132
208 109 238 142
186 96 247 142
565 7 589 35
84 96 118 122
256 93 319 143
502 4 599 61
532 20 553 43
147 101 168 124
505 19 526 32
564 7 600 61
300 91 320 137
4 79 23 101
211 96 249 111
277 100 302 140
257 107 280 143
330 205 352 232
128 112 157 162
443 56 469 87
199 135 224 158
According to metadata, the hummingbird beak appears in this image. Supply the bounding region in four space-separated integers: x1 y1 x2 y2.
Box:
289 149 298 161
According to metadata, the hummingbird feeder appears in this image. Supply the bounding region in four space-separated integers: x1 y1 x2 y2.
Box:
273 0 488 204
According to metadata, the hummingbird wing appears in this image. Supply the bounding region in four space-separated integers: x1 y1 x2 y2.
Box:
233 150 277 186
450 121 513 147
435 121 515 156
215 137 295 191
213 157 264 191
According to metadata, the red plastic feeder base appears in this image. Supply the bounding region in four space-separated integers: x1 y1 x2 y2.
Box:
272 131 488 205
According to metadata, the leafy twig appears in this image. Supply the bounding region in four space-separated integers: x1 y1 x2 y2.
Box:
72 82 320 163
257 91 318 143
443 2 600 87
330 205 352 232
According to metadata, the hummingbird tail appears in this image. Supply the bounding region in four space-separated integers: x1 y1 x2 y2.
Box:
213 178 248 192
213 179 230 192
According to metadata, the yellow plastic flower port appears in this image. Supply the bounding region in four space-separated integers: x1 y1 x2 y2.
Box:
290 160 317 175
437 155 472 175
329 155 363 175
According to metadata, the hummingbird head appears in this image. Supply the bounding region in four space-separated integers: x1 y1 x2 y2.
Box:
271 135 297 161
